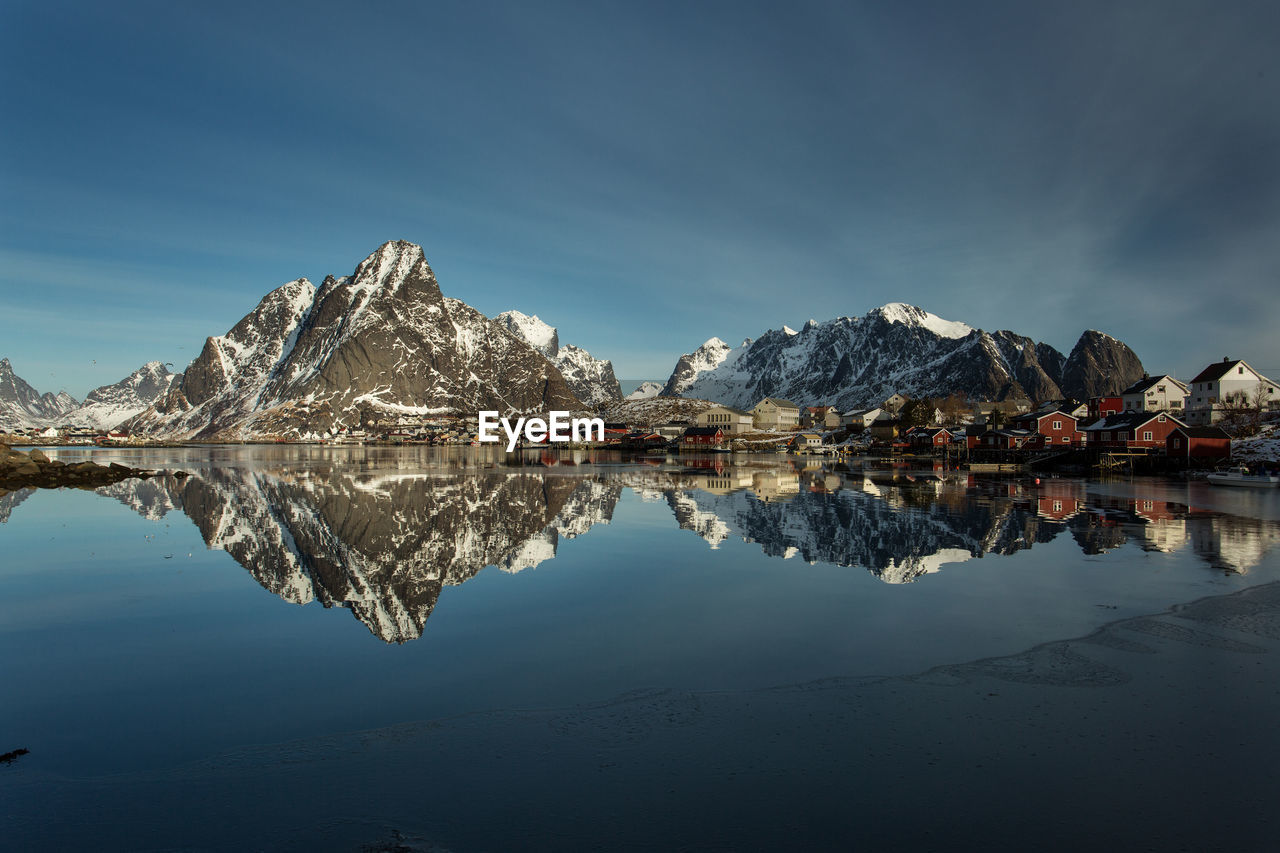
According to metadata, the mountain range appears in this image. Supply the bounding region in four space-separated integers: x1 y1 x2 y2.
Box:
2 244 1149 437
661 303 1144 410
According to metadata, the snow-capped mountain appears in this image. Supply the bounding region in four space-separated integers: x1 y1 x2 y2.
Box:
661 337 733 396
59 361 182 431
0 358 78 431
130 242 585 439
624 381 664 401
663 303 1143 410
494 310 621 408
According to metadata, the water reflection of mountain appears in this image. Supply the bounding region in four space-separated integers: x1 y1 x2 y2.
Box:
98 467 622 642
0 487 33 523
88 460 1280 641
667 470 1280 579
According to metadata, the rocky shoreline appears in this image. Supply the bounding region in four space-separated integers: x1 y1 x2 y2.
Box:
0 445 181 492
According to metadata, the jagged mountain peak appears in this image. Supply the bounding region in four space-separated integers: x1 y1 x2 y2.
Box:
494 310 619 407
662 336 736 397
869 303 973 339
128 241 585 439
494 310 559 358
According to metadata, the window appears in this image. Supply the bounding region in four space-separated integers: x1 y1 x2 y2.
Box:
1239 367 1244 374
1143 431 1153 441
1173 438 1182 448
1061 436 1070 443
1052 420 1062 430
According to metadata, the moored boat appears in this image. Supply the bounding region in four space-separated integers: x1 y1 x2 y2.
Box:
1207 467 1280 488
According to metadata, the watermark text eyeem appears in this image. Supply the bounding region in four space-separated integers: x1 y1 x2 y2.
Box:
477 411 605 452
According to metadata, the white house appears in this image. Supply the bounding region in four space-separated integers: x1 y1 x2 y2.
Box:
751 398 801 431
1183 359 1280 425
1119 374 1189 414
841 407 884 429
696 405 755 434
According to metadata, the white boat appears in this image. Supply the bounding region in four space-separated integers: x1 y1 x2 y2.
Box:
1207 467 1280 488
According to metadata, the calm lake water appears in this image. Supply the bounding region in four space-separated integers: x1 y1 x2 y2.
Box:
3 446 1279 851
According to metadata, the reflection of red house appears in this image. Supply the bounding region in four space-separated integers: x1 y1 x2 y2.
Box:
1166 426 1231 460
1011 409 1084 448
1082 412 1186 449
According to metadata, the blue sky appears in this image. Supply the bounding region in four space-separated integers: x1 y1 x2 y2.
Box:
3 0 1278 398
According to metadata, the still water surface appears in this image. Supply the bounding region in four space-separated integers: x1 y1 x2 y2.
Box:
2 446 1279 850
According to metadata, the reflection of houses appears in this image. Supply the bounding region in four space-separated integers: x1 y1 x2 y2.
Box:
697 405 754 434
1033 479 1086 521
1081 412 1185 449
1166 426 1231 463
698 469 756 494
1120 374 1188 414
752 398 801 431
1184 358 1280 425
752 470 800 502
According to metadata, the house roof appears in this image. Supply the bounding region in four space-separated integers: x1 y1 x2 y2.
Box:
684 426 723 436
1120 374 1188 396
706 405 752 417
842 407 881 417
1190 359 1247 384
1081 412 1186 431
1169 426 1231 439
754 397 799 410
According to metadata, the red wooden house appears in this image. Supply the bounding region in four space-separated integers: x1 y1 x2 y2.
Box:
1010 408 1084 449
1166 426 1231 461
681 426 724 448
1088 396 1124 419
1081 412 1186 449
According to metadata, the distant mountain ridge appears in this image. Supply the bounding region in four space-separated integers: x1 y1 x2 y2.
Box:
0 357 78 431
662 303 1144 409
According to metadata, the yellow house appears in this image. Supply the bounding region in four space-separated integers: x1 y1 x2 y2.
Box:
751 398 801 431
697 405 755 434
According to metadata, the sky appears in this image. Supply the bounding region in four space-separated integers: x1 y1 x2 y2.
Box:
2 0 1278 399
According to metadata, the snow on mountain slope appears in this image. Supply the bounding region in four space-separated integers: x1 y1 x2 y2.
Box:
664 304 1142 410
0 358 79 430
625 381 663 400
61 361 182 430
494 310 621 408
494 310 558 358
660 337 734 397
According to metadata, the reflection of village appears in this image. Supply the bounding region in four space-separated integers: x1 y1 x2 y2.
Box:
61 453 1280 643
661 455 1280 579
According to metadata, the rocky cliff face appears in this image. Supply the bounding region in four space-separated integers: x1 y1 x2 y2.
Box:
130 241 584 439
1059 330 1146 399
0 358 78 430
663 304 1144 409
494 310 621 408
